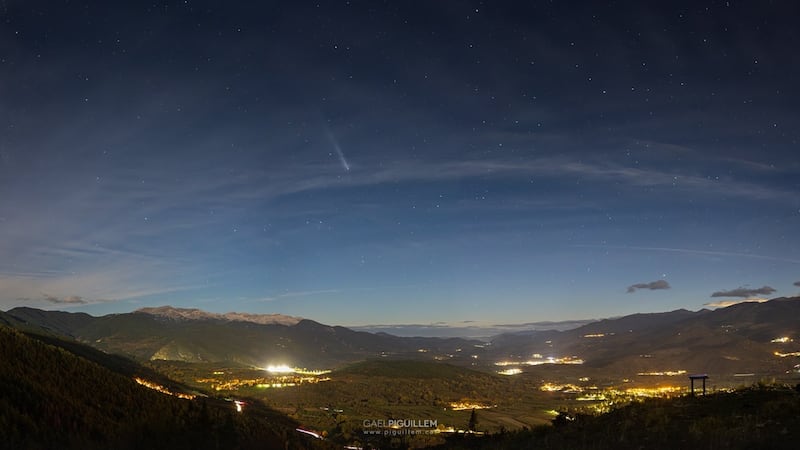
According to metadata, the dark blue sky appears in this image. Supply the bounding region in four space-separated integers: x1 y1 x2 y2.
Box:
1 1 799 326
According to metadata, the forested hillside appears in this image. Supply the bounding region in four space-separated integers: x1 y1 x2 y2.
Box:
0 325 330 450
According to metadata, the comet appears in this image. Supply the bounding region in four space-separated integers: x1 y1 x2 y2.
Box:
325 126 350 171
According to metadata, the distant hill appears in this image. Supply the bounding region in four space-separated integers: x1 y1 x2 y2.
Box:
351 318 594 339
5 306 481 368
0 309 24 327
1 307 93 336
486 297 800 381
0 325 331 450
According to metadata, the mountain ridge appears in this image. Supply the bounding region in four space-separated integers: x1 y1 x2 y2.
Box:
5 297 799 378
486 297 800 378
5 306 481 367
134 305 303 326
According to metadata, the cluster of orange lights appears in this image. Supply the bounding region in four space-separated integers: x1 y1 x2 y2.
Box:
134 377 196 400
494 356 584 366
637 370 687 376
449 401 495 411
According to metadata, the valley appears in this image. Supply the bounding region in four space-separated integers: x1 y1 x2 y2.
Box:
3 297 799 448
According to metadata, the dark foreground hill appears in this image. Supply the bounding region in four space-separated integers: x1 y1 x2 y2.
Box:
437 384 800 450
0 325 332 450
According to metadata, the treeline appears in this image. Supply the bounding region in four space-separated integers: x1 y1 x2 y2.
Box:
0 325 332 450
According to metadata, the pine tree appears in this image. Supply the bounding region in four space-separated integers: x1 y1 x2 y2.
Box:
468 408 478 432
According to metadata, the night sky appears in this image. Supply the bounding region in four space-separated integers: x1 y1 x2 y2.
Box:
1 1 799 328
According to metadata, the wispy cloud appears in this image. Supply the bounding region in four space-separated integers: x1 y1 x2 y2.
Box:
794 281 800 287
627 279 671 293
575 245 800 265
97 155 796 215
710 286 776 298
2 136 796 311
43 294 88 305
0 265 203 310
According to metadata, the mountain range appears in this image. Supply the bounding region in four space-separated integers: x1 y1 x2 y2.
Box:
4 297 799 380
488 297 800 381
2 305 479 368
136 306 303 325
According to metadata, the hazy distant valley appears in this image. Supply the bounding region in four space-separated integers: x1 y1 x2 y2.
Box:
3 297 799 447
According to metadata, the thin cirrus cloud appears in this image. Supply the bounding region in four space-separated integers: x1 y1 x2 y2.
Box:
1 150 791 310
626 280 671 293
0 256 203 310
11 149 791 244
257 289 341 302
284 157 792 203
575 245 800 265
17 155 785 257
710 286 777 298
2 154 788 310
88 152 797 215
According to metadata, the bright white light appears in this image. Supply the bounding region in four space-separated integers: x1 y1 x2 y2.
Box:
265 364 295 373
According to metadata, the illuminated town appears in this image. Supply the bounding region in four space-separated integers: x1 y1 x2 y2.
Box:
449 402 496 411
194 366 331 391
637 370 687 376
539 381 687 413
494 355 585 366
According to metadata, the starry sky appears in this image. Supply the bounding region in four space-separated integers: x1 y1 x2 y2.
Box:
1 1 799 328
